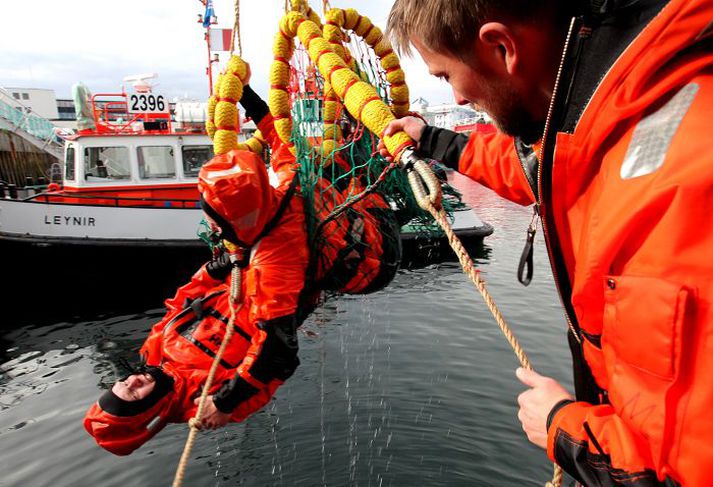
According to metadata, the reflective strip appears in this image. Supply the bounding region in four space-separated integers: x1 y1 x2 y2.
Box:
620 83 698 180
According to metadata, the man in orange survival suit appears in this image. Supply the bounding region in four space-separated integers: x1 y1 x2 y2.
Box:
84 74 401 455
378 0 713 485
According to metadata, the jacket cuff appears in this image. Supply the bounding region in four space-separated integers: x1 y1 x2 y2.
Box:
417 125 468 170
212 376 260 413
239 85 269 125
546 399 576 462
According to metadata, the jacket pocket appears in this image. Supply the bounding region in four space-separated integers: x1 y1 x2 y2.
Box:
600 274 691 467
602 275 689 380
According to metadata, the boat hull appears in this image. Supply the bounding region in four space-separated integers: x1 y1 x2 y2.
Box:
0 198 492 324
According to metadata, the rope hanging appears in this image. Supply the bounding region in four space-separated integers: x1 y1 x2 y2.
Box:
230 0 242 56
177 3 564 486
173 265 243 487
279 10 564 487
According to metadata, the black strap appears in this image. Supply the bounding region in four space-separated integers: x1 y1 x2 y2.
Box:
518 227 535 286
518 207 539 286
250 172 300 245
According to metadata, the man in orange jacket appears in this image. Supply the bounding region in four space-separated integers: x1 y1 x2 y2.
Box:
84 75 401 454
382 0 713 485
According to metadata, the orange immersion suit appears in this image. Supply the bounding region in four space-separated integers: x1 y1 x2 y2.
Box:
84 84 401 455
446 0 713 484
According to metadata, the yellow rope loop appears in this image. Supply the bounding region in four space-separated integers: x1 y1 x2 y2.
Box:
290 15 411 162
172 265 243 487
209 55 265 156
268 18 297 156
326 8 410 117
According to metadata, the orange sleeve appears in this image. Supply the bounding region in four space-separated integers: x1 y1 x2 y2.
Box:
212 199 309 414
458 131 537 206
162 264 225 313
547 402 665 485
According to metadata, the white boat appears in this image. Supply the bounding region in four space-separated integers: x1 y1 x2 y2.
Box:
0 85 492 321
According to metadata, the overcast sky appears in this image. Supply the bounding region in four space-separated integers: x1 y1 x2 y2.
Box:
0 0 454 105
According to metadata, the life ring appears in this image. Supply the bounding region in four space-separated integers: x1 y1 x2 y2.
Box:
47 183 61 192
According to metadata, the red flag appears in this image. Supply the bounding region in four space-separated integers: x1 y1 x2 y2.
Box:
209 29 233 52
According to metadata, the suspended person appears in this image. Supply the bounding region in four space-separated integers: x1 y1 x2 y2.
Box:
379 0 713 485
84 65 402 454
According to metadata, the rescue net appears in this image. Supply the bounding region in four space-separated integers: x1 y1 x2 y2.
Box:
203 0 469 291
188 4 563 487
269 1 468 290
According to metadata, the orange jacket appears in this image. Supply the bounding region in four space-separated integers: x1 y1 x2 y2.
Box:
458 0 713 484
141 113 399 417
140 265 292 420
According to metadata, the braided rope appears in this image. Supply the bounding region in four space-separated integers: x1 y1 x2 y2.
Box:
418 197 563 487
230 0 242 56
172 266 242 487
208 54 267 156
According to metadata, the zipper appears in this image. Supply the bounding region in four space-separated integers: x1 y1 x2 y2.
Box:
535 16 582 344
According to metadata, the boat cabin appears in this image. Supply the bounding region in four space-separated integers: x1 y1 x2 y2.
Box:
63 133 213 188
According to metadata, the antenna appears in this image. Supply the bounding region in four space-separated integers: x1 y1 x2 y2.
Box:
123 73 159 93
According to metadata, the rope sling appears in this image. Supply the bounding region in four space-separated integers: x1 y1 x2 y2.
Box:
174 2 564 486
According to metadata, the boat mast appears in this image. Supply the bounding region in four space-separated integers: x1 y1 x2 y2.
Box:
198 0 219 96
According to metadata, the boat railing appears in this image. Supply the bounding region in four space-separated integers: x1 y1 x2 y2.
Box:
20 190 201 209
91 92 173 135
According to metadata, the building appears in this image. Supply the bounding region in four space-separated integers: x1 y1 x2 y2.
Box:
56 98 76 121
410 97 491 132
4 88 59 120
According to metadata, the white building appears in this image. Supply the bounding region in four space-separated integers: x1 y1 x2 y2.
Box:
411 97 491 130
4 88 59 119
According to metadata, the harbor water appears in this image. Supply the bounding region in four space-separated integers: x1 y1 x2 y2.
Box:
0 174 572 486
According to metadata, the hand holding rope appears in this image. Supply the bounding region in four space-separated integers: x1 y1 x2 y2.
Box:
278 11 563 487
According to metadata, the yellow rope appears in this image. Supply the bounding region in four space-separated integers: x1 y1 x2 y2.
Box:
172 265 243 487
207 54 266 156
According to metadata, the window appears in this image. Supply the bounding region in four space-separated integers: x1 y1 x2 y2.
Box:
12 92 20 99
182 145 214 177
65 146 75 181
84 146 130 180
137 146 176 179
21 93 29 100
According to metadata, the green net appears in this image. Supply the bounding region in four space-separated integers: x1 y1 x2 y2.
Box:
287 42 466 250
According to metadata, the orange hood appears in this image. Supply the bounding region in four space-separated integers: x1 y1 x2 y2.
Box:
198 150 278 247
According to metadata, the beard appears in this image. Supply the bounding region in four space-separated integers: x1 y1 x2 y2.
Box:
475 77 545 145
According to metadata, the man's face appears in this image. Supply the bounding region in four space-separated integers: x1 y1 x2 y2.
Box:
112 372 156 401
412 37 544 144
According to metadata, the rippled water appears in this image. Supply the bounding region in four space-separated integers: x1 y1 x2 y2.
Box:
0 174 573 486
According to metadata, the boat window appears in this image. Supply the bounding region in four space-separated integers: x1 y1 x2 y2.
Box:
137 146 176 179
84 146 130 180
182 145 214 177
65 146 75 181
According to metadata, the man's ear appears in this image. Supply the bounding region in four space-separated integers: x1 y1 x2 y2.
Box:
478 22 518 75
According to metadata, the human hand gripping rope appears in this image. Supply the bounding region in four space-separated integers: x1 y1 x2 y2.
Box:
278 9 563 487
172 255 243 487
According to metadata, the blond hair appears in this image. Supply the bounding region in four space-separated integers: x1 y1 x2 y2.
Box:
387 0 564 59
